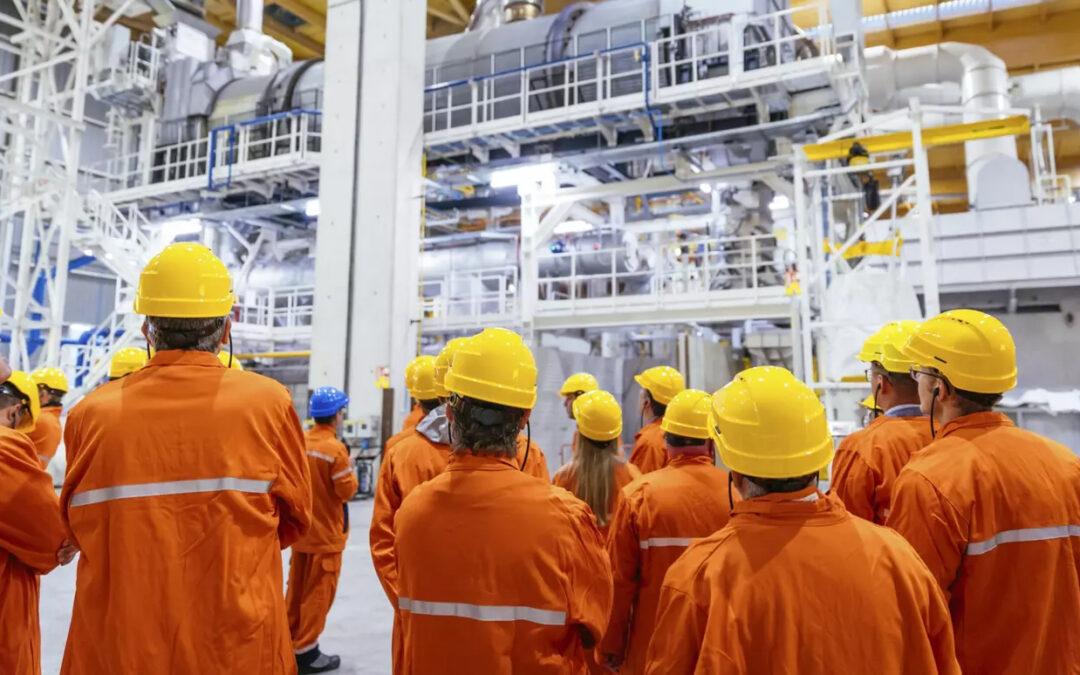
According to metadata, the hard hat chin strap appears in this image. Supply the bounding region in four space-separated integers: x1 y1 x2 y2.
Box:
727 472 735 510
227 333 234 369
521 420 531 473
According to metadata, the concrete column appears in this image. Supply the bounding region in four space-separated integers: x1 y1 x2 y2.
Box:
311 0 426 429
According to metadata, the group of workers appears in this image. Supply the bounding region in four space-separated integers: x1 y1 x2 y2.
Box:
0 243 358 675
373 311 1080 674
0 239 1077 675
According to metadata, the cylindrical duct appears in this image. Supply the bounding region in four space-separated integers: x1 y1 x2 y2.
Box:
236 0 263 33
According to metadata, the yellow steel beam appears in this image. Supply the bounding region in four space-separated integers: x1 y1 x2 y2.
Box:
801 115 1030 162
262 14 323 58
446 0 472 23
428 5 466 25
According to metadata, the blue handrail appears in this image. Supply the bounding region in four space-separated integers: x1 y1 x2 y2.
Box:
207 109 323 192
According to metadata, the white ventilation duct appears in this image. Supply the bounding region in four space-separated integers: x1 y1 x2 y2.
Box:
865 43 1031 209
236 0 263 33
1010 67 1080 123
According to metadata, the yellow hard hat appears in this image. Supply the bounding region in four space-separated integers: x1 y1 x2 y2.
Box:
217 351 244 370
572 390 622 442
559 372 599 397
708 366 833 479
134 243 237 318
901 309 1016 394
857 320 921 373
433 337 471 399
30 367 68 393
634 366 685 405
2 371 40 432
859 394 880 410
109 347 149 378
407 355 438 401
445 328 536 409
660 389 712 440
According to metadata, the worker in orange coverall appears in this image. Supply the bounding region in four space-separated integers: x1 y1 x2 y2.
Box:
888 309 1080 674
644 367 960 675
286 386 358 673
393 328 612 673
830 320 932 523
0 368 77 675
27 367 67 468
602 389 733 674
628 366 685 474
60 243 311 674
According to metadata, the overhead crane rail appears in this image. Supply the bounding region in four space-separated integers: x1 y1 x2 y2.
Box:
800 115 1031 161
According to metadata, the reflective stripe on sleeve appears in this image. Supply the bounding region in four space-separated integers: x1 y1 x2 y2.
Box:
639 537 695 549
38 455 51 464
966 524 1080 556
69 477 273 507
398 598 566 626
332 468 353 480
307 451 334 463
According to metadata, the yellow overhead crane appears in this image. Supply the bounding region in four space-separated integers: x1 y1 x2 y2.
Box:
800 115 1031 162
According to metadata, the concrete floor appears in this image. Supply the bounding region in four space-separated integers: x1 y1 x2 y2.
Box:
40 499 394 674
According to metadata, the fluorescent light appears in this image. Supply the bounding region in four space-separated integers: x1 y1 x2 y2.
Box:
553 219 594 234
489 163 557 193
699 183 713 194
81 248 94 256
770 195 791 211
304 199 320 218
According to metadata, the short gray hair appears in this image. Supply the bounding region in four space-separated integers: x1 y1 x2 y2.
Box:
145 316 228 353
737 472 818 499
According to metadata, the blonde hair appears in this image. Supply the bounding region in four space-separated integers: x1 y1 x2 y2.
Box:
568 434 621 527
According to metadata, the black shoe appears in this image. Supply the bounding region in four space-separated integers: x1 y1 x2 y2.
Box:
297 646 342 674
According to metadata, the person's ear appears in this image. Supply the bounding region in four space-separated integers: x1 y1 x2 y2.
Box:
519 409 532 431
141 320 150 341
220 317 232 348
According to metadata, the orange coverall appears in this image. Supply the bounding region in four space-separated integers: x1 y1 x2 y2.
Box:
26 404 62 468
286 424 359 654
829 414 932 523
394 453 614 674
0 425 67 675
629 419 667 474
60 350 312 674
384 405 427 456
887 411 1080 674
644 488 960 675
551 460 640 535
372 427 549 604
603 454 733 674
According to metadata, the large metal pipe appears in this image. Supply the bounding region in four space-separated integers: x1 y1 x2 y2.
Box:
236 0 263 33
865 43 1028 208
1010 67 1080 123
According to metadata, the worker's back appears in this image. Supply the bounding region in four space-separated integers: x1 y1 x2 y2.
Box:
830 413 932 523
26 405 62 468
888 411 1080 673
646 488 959 674
604 454 732 675
394 453 612 674
60 350 311 675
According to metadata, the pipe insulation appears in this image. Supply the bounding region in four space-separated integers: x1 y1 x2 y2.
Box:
236 0 263 33
865 43 1030 208
1010 67 1080 123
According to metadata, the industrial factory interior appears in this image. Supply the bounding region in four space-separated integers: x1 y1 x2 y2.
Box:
2 0 1080 672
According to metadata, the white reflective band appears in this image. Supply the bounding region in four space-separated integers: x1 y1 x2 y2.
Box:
38 455 50 463
398 598 566 626
966 525 1080 556
639 537 695 549
795 492 820 502
69 477 273 507
881 508 891 518
294 643 318 655
332 469 353 480
307 451 334 463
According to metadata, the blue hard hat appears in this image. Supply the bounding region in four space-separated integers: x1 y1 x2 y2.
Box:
309 386 349 418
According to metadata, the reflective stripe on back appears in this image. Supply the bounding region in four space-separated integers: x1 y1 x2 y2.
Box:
69 477 273 507
966 525 1080 556
308 451 334 463
398 598 566 626
639 537 695 549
